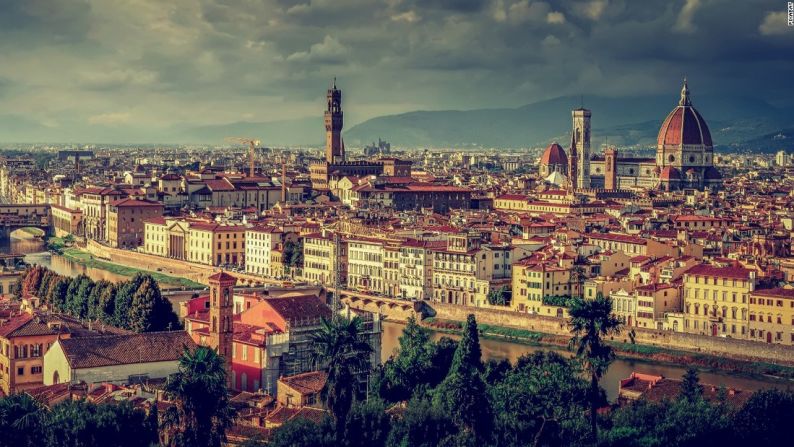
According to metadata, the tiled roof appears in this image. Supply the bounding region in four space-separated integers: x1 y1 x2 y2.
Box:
208 271 237 283
278 371 327 395
266 295 332 323
685 264 751 280
0 314 62 338
59 331 195 369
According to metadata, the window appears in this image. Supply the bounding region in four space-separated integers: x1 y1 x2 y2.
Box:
32 366 42 374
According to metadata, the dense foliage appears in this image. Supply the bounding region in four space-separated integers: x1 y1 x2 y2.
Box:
0 394 157 447
19 265 180 332
161 346 235 447
2 307 791 447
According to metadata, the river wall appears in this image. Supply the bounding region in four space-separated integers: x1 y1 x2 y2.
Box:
427 302 794 366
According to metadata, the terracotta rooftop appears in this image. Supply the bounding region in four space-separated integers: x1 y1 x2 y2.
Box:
58 331 195 369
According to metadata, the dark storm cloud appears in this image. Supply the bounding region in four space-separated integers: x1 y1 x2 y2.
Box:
0 0 791 136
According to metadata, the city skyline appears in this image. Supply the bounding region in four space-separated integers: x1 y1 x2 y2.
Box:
0 0 793 143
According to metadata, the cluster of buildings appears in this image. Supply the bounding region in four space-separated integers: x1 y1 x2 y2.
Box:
1 79 794 355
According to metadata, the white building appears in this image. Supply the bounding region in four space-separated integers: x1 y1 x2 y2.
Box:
44 332 194 386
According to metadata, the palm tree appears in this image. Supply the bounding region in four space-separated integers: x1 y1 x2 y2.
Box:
161 346 235 447
568 293 621 443
0 393 46 447
310 316 374 427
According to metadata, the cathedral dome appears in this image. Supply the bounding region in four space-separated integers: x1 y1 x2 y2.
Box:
657 80 713 148
659 166 681 181
704 166 722 180
540 142 568 166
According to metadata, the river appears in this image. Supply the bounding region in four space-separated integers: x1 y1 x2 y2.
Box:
3 234 791 401
381 319 792 401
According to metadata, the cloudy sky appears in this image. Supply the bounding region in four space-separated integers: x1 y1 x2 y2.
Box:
0 0 792 138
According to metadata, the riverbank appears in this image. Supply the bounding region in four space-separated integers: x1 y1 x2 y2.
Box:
423 317 794 381
60 246 205 289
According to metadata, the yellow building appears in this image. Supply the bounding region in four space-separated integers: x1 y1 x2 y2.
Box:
748 288 794 345
494 194 530 212
682 264 755 338
143 218 246 267
511 260 574 315
634 283 680 330
188 222 246 267
302 232 346 287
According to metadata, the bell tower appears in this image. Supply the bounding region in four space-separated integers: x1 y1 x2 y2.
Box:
325 78 344 163
572 108 591 189
208 271 236 388
604 147 617 190
568 131 578 191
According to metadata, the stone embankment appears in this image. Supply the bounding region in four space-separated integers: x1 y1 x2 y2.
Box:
426 302 794 366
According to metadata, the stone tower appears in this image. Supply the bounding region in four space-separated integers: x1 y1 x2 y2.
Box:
604 147 617 190
572 108 591 189
325 78 344 163
568 131 578 191
208 271 236 387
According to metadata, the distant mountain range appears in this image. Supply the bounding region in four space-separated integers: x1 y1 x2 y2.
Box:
344 95 794 152
1 94 793 152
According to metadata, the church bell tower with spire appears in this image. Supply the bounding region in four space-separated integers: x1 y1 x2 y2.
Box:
325 78 344 163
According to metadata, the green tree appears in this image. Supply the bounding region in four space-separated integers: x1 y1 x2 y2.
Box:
73 275 94 319
87 280 111 321
732 389 794 446
98 283 118 324
113 274 145 329
487 286 510 306
310 316 374 429
386 395 458 447
47 278 70 312
489 352 590 447
45 399 155 447
162 346 235 447
378 317 436 402
680 367 703 403
432 314 492 440
342 399 390 447
568 294 621 442
604 396 731 446
0 393 47 447
268 417 336 447
37 269 56 299
128 275 179 332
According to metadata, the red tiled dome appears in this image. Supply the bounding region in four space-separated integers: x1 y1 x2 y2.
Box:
657 81 713 148
658 166 681 181
540 142 568 166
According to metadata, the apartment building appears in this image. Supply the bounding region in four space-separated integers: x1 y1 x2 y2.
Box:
634 283 680 330
302 232 346 287
398 240 440 300
748 288 794 345
143 218 246 267
683 264 755 338
511 260 573 314
347 238 385 294
106 198 164 249
246 227 296 278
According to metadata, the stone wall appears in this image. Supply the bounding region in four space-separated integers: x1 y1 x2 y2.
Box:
426 302 794 366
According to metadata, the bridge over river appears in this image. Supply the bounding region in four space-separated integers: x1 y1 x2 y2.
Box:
0 204 50 241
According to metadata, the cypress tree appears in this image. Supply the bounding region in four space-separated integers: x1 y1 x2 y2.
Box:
432 314 492 440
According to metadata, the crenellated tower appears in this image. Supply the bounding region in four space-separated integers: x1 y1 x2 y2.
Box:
572 107 591 189
325 78 344 163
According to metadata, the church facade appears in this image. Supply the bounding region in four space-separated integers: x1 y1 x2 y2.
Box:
540 80 722 192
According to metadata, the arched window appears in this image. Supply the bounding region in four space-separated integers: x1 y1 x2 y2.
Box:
53 371 60 384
